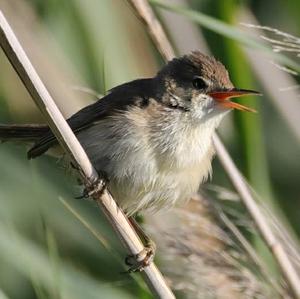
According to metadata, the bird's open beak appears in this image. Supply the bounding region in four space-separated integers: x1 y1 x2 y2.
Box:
208 89 262 113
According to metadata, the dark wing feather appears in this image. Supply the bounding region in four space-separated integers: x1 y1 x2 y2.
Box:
0 124 48 141
27 78 155 159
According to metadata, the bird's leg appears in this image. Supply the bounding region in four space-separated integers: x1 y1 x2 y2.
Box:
125 217 156 273
75 170 109 200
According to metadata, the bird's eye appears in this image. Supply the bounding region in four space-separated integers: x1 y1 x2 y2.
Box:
192 76 207 90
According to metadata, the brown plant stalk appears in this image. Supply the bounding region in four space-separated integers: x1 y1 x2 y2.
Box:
0 10 175 299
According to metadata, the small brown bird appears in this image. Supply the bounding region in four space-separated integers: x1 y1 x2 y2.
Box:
0 51 260 216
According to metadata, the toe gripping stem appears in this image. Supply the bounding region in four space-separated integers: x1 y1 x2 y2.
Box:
125 241 156 273
76 174 108 200
124 217 156 273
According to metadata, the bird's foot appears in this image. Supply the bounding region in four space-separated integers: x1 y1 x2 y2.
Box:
125 241 156 273
75 173 108 200
123 217 156 273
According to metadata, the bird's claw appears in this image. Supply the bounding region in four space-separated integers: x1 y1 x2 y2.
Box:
75 177 107 200
125 245 155 273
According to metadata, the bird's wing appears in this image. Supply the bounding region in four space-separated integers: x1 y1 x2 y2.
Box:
27 78 154 159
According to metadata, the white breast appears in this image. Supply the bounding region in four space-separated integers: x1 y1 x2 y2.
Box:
77 106 220 215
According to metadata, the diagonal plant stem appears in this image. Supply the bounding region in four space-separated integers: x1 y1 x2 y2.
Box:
0 10 175 299
128 0 300 297
213 136 300 298
128 0 175 61
149 0 300 73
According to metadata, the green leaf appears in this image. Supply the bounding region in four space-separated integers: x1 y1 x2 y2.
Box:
150 0 300 72
0 225 133 299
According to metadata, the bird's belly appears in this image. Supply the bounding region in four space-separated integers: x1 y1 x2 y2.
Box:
109 166 201 214
107 152 213 215
77 117 215 215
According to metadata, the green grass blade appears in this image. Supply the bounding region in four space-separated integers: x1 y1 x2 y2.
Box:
0 225 133 299
0 289 10 299
150 0 300 72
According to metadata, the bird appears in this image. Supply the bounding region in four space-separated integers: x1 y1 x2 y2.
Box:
0 51 260 216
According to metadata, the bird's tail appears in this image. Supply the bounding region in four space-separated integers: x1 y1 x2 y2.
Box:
0 124 49 142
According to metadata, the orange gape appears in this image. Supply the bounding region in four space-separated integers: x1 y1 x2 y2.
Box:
208 89 260 113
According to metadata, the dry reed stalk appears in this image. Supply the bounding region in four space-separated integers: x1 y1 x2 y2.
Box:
240 12 300 144
0 10 175 299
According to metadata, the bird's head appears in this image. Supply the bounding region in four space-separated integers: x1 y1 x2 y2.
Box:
156 51 260 122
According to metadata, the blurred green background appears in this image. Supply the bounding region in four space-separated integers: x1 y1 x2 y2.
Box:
0 0 299 298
